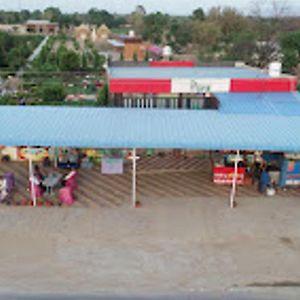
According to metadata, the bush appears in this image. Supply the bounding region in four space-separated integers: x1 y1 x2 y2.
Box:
40 83 66 102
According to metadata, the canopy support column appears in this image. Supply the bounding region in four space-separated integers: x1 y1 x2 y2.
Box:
230 150 240 209
28 148 37 207
132 148 137 208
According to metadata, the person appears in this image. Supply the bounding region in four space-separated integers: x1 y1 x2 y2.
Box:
33 165 46 192
59 181 74 206
259 167 270 194
34 165 44 181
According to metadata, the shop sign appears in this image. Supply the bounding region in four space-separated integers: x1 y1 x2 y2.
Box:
213 167 245 185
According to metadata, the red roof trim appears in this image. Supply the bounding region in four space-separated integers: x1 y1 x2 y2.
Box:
230 78 297 92
109 79 171 93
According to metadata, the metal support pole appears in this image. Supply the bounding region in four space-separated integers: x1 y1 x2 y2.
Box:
230 150 240 209
28 148 37 207
132 148 137 208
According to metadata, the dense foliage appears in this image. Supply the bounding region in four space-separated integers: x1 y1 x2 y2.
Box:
0 7 126 28
0 5 299 73
0 32 42 69
40 82 66 102
31 36 105 72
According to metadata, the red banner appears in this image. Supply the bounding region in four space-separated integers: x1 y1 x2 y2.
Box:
213 167 245 185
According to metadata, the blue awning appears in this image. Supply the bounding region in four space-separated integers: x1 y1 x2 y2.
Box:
1 97 300 152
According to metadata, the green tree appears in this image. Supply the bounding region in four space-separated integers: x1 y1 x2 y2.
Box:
192 8 205 21
280 31 300 72
7 48 25 70
192 20 222 53
81 52 88 70
93 51 105 70
229 31 257 63
58 50 80 71
41 83 66 102
129 12 145 35
142 12 170 44
44 7 61 22
97 83 109 106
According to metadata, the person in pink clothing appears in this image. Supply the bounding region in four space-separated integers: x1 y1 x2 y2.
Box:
64 169 77 191
58 181 74 206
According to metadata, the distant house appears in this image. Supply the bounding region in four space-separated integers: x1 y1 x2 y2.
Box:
115 31 148 61
74 24 91 42
25 20 59 35
0 24 24 34
97 24 111 41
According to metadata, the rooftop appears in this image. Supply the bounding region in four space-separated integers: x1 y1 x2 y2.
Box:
109 66 270 79
1 93 300 152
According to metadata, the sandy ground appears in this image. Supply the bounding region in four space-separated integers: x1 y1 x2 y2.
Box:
0 196 300 297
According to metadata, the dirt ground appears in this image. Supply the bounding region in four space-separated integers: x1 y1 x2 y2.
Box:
0 195 300 296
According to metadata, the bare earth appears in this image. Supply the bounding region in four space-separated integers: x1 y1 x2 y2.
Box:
0 195 300 298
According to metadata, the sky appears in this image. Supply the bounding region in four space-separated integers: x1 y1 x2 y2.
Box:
0 0 299 15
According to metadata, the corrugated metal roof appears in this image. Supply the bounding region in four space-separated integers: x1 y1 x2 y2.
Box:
109 66 270 79
1 104 300 152
217 92 300 116
107 39 125 48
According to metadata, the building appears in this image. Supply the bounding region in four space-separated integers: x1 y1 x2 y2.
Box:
74 24 91 41
25 20 59 35
0 24 24 34
108 61 297 108
96 24 112 41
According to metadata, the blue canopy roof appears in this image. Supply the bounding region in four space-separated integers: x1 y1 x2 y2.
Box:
1 93 300 152
217 92 300 116
109 66 270 79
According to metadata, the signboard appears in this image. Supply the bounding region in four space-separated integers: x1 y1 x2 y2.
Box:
101 157 124 174
285 160 300 186
171 78 231 93
213 167 245 185
18 147 49 162
0 147 49 161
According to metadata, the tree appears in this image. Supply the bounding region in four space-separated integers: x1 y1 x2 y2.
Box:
192 20 222 53
142 12 170 44
135 5 146 16
87 8 114 27
93 51 105 70
97 83 109 106
192 8 205 21
207 7 247 43
81 52 88 70
41 83 66 102
58 50 80 71
129 12 145 35
229 31 257 63
44 7 61 22
169 19 192 49
280 31 300 72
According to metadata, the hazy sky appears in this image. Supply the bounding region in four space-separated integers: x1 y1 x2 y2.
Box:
0 0 298 15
